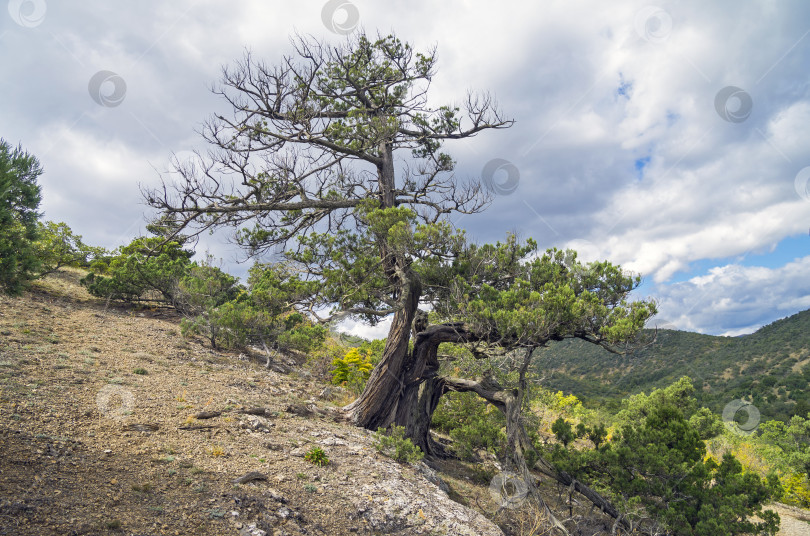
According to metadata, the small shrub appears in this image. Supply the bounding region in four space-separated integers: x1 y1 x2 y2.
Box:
372 425 424 464
586 423 608 449
432 391 505 460
303 483 317 493
133 367 147 375
330 347 374 394
551 417 574 447
304 446 329 467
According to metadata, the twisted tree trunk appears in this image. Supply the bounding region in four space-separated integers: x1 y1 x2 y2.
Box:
343 277 421 430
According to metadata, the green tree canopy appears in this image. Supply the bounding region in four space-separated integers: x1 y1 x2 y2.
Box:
81 235 194 302
554 384 780 535
33 220 103 276
0 139 43 295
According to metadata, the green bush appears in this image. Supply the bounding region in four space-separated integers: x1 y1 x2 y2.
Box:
585 422 607 449
304 446 329 467
555 403 780 536
551 417 575 447
175 260 326 353
431 391 505 460
331 347 374 393
173 259 241 348
81 235 193 302
0 139 43 295
33 221 103 276
373 425 424 464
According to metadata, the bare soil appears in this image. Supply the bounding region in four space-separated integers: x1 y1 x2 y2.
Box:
0 270 397 535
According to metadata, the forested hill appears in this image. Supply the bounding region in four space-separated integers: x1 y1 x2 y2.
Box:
535 309 810 422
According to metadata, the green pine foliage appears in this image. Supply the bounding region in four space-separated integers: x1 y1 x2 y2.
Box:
81 235 193 302
372 426 424 464
551 382 781 536
175 258 242 349
551 417 575 447
178 262 326 353
759 415 810 479
33 221 103 276
431 391 506 460
0 139 43 295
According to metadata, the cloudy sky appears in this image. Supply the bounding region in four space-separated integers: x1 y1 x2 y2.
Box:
3 0 809 338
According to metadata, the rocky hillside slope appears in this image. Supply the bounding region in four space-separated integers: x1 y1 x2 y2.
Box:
0 269 503 536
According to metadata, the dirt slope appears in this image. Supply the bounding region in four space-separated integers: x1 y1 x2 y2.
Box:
0 270 503 536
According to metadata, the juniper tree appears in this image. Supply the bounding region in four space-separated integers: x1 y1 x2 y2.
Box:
145 31 513 426
145 32 655 463
0 139 43 295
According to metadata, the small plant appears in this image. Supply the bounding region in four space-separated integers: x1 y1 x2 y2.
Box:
209 445 225 457
304 446 329 467
330 348 374 394
372 425 424 463
551 417 575 447
303 483 317 493
296 472 308 480
105 519 122 530
133 367 147 375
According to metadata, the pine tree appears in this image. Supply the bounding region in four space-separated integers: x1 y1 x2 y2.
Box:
0 139 43 295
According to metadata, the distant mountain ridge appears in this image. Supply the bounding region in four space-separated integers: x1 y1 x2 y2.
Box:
534 309 810 422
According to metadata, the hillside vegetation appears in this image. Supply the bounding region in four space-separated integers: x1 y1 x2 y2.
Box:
535 310 810 421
